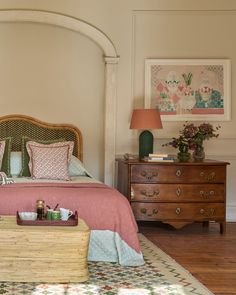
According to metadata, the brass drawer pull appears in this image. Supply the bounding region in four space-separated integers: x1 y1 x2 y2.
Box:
150 209 158 216
176 169 182 177
140 170 158 180
140 170 147 177
200 208 205 214
140 208 158 216
176 187 181 197
208 172 216 181
200 171 205 177
200 208 215 216
210 208 215 215
199 190 215 198
200 190 209 197
140 208 147 214
200 171 216 181
175 207 181 215
153 208 158 214
141 189 160 197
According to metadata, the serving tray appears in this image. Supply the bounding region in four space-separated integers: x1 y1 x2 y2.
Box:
16 211 78 226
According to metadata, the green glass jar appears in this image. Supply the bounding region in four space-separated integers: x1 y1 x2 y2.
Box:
177 144 190 162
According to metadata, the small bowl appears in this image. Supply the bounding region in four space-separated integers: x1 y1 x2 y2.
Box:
19 212 38 221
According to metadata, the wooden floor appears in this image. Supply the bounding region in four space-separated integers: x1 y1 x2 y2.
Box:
139 221 236 295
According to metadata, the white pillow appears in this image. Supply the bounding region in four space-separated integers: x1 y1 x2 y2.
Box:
10 151 22 176
69 156 88 176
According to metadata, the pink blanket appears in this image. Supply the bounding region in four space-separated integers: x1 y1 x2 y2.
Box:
0 182 141 253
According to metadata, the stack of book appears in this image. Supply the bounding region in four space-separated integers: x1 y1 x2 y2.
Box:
144 153 175 162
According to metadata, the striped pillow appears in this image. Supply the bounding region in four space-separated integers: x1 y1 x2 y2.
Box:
26 141 74 180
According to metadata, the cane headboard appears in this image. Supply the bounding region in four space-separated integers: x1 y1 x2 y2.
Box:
0 114 83 161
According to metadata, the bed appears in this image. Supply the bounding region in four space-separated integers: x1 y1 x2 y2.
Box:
0 114 144 266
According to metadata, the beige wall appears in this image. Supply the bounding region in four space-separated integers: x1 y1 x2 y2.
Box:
0 20 105 181
0 0 235 220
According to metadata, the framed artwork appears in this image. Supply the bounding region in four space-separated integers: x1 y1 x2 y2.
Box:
145 59 231 121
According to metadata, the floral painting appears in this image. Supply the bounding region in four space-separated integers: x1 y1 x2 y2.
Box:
145 59 231 121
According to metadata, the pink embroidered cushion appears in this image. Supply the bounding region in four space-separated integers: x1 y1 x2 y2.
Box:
26 141 74 180
0 140 6 169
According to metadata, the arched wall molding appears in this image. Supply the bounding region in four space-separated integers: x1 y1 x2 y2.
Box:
0 9 119 186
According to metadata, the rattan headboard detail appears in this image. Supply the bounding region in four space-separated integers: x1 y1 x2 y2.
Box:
0 114 83 161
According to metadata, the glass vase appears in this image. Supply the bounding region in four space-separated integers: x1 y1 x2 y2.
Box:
177 144 190 162
193 143 205 162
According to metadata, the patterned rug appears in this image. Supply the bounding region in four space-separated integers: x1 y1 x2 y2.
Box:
0 234 214 295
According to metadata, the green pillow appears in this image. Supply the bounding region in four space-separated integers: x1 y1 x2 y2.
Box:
0 137 12 177
20 137 65 177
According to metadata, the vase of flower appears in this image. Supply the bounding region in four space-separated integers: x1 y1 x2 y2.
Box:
163 135 191 162
192 139 205 162
177 143 191 162
162 122 220 163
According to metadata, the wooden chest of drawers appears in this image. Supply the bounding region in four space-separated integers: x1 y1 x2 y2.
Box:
116 159 229 233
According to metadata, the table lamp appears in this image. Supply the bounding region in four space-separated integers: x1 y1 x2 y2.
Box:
130 109 163 159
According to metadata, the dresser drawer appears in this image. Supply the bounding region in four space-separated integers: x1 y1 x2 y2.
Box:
131 202 225 221
131 183 225 202
131 164 226 183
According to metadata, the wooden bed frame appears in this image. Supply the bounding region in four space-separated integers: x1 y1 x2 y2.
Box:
0 114 83 161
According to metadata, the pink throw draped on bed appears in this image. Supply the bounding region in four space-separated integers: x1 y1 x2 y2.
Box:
0 182 141 254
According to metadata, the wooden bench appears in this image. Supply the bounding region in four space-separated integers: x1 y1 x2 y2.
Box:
0 215 90 283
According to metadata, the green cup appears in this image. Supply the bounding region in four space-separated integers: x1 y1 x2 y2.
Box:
46 209 53 220
51 210 61 220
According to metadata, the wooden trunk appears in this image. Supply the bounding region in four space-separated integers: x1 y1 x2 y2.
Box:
0 216 90 283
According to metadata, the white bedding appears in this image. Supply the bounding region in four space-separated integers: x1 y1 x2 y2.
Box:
89 230 144 266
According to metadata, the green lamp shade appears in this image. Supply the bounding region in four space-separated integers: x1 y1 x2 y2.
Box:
139 130 153 159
